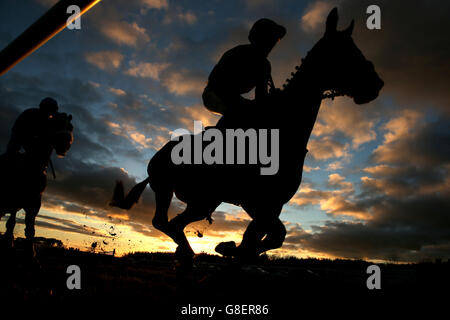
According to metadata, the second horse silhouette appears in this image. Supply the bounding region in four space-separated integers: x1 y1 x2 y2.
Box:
110 8 384 266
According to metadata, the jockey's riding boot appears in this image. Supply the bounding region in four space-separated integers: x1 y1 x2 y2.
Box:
215 241 237 257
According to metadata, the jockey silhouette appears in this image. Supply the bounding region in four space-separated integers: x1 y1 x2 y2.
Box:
203 18 286 116
6 97 59 157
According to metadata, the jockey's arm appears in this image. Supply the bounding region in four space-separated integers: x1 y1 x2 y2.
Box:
254 59 271 103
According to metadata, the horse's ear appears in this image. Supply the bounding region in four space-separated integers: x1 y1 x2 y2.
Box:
343 19 354 36
325 7 338 35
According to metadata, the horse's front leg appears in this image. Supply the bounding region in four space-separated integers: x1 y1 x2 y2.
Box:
151 188 173 232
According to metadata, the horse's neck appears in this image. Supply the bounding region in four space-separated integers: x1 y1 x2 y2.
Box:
282 59 324 146
29 144 53 172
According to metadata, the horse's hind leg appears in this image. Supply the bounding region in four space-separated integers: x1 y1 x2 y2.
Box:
151 188 173 232
167 201 219 260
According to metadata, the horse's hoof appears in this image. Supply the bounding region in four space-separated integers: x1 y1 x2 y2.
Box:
215 241 237 257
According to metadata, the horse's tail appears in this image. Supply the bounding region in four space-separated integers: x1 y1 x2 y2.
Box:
110 177 150 210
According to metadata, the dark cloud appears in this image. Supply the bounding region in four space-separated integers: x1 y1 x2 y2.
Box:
372 117 450 167
45 157 158 225
110 91 182 130
0 99 21 151
336 0 450 112
298 192 450 262
284 225 311 245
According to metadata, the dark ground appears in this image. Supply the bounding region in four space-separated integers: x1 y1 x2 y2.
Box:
0 237 448 318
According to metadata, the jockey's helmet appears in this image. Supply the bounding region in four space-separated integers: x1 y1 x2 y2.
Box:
39 97 59 115
249 18 286 46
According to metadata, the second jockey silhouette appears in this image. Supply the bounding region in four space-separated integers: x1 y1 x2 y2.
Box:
1 97 74 261
202 19 286 117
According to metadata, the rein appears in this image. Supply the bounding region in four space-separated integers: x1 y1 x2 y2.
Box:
49 158 56 179
48 128 72 180
322 89 344 100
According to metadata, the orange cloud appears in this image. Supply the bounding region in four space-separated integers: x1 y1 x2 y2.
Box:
290 176 369 220
301 1 333 32
126 61 170 80
107 121 170 151
307 137 349 160
384 110 421 143
320 195 370 220
328 173 354 193
313 98 377 149
100 20 149 47
326 161 343 171
141 0 168 9
109 87 126 96
163 71 206 96
178 104 220 129
304 165 320 172
373 109 422 164
85 51 124 71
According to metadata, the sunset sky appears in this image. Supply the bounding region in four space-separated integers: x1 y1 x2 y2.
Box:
0 0 448 262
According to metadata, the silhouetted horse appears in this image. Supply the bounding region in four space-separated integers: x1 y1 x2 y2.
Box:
0 112 73 258
111 8 383 264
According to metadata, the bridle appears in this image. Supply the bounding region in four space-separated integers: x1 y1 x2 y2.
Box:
322 89 344 100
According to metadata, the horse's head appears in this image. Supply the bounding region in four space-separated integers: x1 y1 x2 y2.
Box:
307 8 384 104
50 112 74 157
